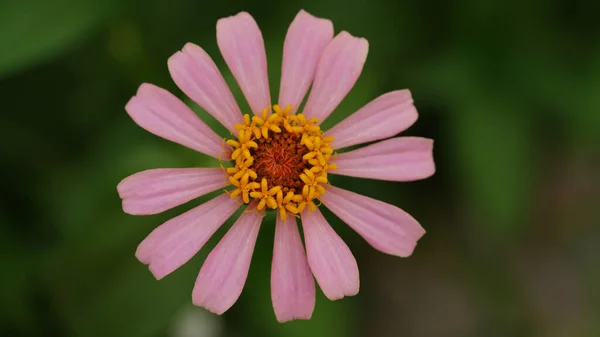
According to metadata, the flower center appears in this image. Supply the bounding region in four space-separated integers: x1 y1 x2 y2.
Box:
252 131 308 193
224 105 337 220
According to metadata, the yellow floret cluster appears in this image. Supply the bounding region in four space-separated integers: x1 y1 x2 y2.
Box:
224 104 336 220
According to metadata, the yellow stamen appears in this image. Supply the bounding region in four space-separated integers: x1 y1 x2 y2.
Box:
223 104 336 216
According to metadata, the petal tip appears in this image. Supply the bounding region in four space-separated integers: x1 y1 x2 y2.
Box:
422 138 436 179
137 82 158 94
121 200 136 215
393 226 426 258
338 30 368 44
148 264 168 280
124 95 136 109
395 243 420 258
424 164 436 179
181 42 209 59
192 294 227 315
191 291 228 315
276 313 313 323
126 83 161 111
339 31 369 58
217 11 253 27
182 42 199 51
135 246 152 265
296 9 334 30
124 93 141 115
324 284 359 301
122 199 161 216
125 83 153 110
116 177 128 196
348 286 360 297
167 50 185 69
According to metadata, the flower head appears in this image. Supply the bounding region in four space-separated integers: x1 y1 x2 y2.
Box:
118 9 435 322
224 106 335 219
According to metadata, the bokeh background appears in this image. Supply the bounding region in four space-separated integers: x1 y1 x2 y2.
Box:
2 0 599 336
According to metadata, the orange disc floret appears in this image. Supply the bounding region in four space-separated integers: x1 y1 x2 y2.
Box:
252 131 308 192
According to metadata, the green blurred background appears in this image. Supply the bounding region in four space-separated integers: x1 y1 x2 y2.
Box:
2 0 599 336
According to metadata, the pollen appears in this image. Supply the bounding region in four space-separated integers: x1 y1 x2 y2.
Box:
224 104 336 220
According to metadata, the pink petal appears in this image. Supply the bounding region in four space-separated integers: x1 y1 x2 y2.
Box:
325 90 418 150
192 208 263 314
332 137 435 181
271 214 316 322
168 43 243 133
301 209 359 300
136 194 239 280
117 168 228 215
322 186 425 257
217 12 270 114
301 31 368 123
278 10 334 110
125 83 227 158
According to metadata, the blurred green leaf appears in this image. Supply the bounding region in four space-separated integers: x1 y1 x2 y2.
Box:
453 102 534 235
52 204 245 337
569 46 600 145
62 258 195 337
0 222 36 333
0 0 121 77
43 122 201 240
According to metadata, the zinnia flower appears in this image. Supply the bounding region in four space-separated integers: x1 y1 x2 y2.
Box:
118 9 435 322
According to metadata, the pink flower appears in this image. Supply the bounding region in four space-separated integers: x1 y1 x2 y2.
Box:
118 10 435 322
